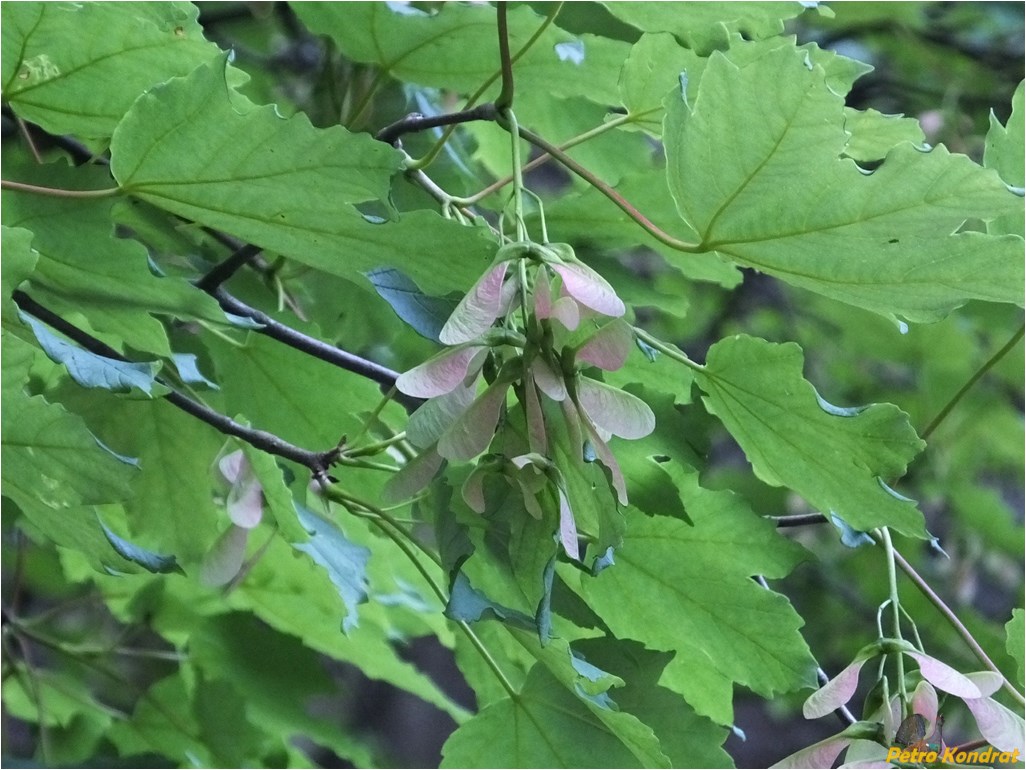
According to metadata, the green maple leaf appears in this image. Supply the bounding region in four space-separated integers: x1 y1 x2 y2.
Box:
664 42 1024 323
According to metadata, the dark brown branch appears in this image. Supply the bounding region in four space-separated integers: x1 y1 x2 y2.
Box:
210 288 419 411
771 513 829 527
375 103 498 146
495 4 514 111
195 243 263 292
12 291 340 478
186 228 415 407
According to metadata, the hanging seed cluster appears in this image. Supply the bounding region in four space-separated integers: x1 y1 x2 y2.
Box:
387 241 655 561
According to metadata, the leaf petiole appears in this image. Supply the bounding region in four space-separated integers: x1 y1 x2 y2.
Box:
632 327 705 371
1 178 120 198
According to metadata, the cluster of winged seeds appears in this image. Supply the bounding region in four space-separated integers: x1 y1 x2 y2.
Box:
386 241 655 561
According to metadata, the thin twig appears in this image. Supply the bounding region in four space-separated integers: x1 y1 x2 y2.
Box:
495 3 514 111
770 513 829 527
376 103 498 146
920 323 1024 441
195 243 263 292
411 1 564 170
886 542 1026 706
211 289 416 408
0 178 119 198
15 115 43 164
13 291 340 478
457 112 636 206
504 120 702 253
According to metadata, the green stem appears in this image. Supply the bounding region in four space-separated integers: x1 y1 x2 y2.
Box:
879 527 909 713
505 122 702 253
633 327 705 370
322 486 442 568
344 68 387 129
410 2 563 171
322 486 518 701
345 431 407 458
457 619 519 700
1 179 119 198
920 323 1024 441
335 457 399 473
889 542 1026 706
506 109 528 241
457 112 637 206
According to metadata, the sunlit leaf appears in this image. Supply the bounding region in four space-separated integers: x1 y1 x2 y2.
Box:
293 3 627 107
1008 610 1025 687
1 1 222 139
842 107 927 162
2 159 229 357
985 80 1025 236
110 56 495 296
1 339 136 512
441 663 663 768
71 396 223 560
575 468 815 723
664 43 1025 323
1 226 37 326
605 2 815 55
618 33 694 136
696 335 927 537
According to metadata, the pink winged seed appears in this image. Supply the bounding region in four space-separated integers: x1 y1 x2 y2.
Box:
769 736 853 770
558 489 580 561
532 359 567 401
406 385 476 448
396 345 484 398
439 262 510 345
961 688 1026 753
550 262 625 318
200 526 250 587
910 681 939 735
803 658 868 719
580 413 629 506
576 378 656 439
905 652 985 698
218 450 263 529
576 319 633 371
383 448 445 504
437 378 510 461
